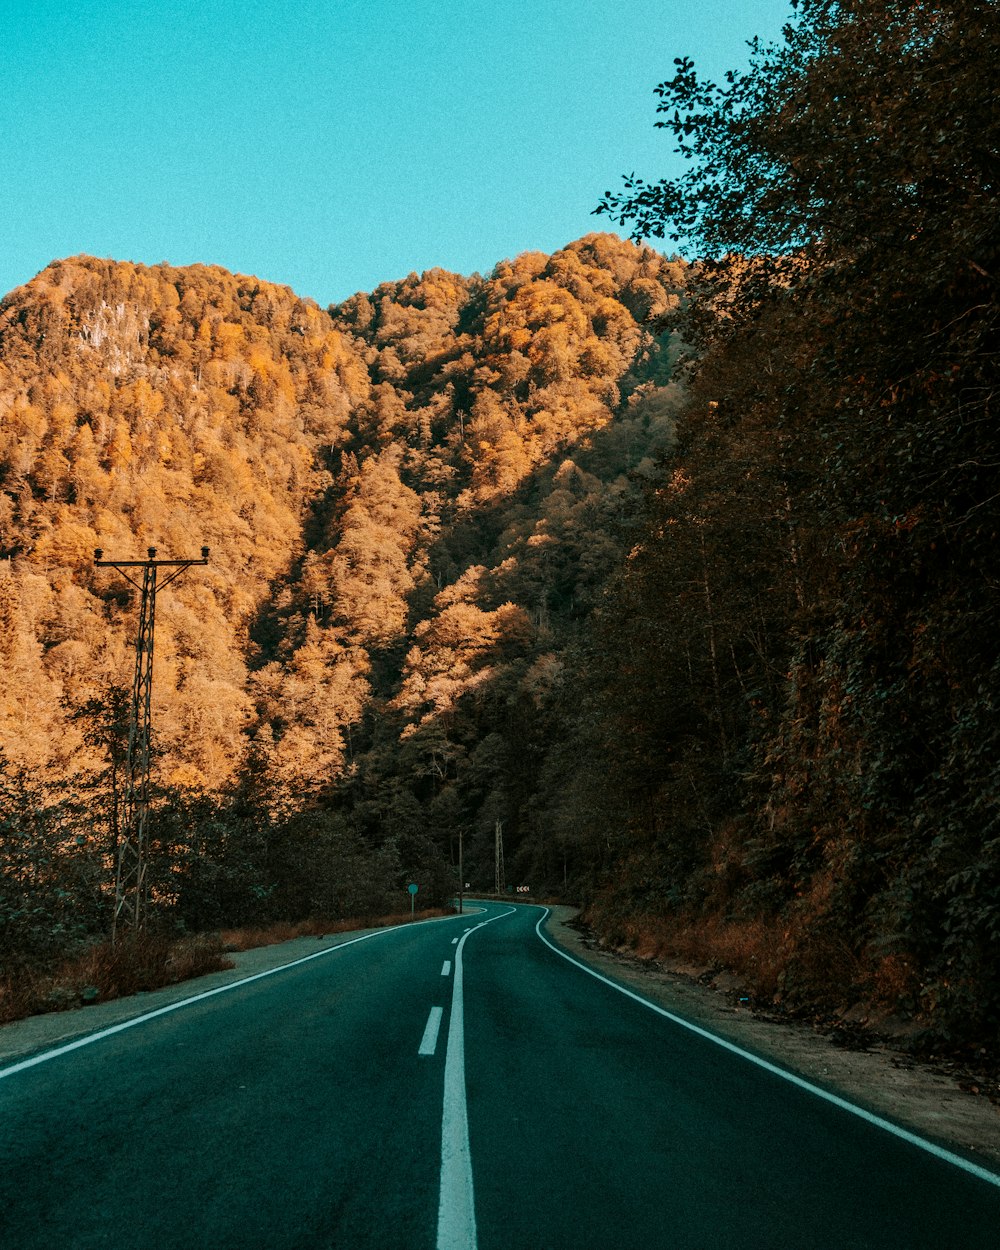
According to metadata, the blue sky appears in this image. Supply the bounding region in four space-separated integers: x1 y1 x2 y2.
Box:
1 0 792 307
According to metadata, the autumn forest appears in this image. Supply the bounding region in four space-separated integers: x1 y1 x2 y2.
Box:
2 0 998 1047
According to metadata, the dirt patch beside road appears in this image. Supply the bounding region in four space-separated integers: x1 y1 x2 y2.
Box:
541 905 1000 1173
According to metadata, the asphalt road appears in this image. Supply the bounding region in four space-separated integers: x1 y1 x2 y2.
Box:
1 902 998 1249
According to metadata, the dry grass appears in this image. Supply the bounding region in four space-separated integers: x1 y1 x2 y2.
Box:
868 951 920 1009
582 897 874 1014
0 932 233 1026
587 907 792 1000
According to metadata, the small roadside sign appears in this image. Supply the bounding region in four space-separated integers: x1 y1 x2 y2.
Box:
408 882 418 918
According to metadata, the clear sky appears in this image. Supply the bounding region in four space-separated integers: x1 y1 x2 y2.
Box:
1 0 792 307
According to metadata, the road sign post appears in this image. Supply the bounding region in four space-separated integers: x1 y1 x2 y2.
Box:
408 881 418 919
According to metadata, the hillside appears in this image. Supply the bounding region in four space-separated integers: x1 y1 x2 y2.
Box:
0 234 685 957
584 0 1000 1049
4 194 998 1051
3 0 998 1068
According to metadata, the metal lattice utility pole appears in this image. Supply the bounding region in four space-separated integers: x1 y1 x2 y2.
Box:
494 819 505 897
94 545 209 941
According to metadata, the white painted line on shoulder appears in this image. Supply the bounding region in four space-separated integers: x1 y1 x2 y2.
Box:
532 908 1000 1191
441 961 452 977
0 913 470 1083
419 1007 444 1056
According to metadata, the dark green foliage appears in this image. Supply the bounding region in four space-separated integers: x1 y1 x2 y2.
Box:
0 759 106 977
590 0 1000 1040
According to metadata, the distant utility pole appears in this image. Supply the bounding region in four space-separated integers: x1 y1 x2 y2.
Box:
494 819 505 897
94 545 209 941
458 827 464 915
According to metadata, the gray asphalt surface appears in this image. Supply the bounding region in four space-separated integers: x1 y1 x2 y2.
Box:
1 902 998 1249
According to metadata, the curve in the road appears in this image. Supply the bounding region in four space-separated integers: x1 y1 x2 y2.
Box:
531 906 1000 1192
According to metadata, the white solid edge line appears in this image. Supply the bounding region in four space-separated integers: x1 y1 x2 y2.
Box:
419 1006 445 1056
0 912 470 1083
437 905 516 1250
532 907 1000 1191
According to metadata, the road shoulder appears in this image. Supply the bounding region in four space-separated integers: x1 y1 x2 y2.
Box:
540 904 1000 1172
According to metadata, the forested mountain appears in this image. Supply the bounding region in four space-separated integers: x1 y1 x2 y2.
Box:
0 235 685 971
3 2 998 1049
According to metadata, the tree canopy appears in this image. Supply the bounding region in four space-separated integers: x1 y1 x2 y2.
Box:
0 235 687 1001
589 0 1000 1039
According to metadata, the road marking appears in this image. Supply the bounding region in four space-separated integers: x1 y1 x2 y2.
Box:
419 1007 444 1056
438 925 478 1250
437 906 516 1250
451 937 459 945
532 909 1000 1191
0 914 470 1083
441 961 452 977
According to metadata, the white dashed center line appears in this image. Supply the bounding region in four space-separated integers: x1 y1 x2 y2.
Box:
436 908 515 1250
418 1007 444 1056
